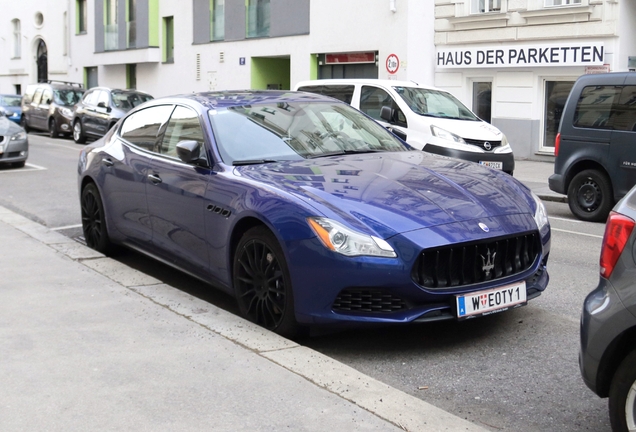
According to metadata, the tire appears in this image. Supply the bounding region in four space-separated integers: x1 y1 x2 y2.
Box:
20 116 29 133
233 226 301 338
609 349 636 432
11 161 25 168
567 169 614 222
73 119 87 144
81 183 112 254
49 118 59 138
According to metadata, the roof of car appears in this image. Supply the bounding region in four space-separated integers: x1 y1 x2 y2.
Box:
164 90 336 110
294 79 438 91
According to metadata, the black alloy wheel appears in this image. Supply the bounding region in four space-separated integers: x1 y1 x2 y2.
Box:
81 183 112 254
49 118 59 138
609 349 636 432
73 119 87 144
233 226 300 338
567 169 613 222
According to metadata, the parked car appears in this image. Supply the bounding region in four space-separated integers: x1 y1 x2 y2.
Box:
580 185 636 432
72 87 153 144
294 79 515 175
20 81 85 138
78 90 550 337
0 115 28 168
0 94 23 124
549 72 636 222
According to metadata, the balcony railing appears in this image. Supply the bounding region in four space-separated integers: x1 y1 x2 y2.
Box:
127 20 136 48
105 24 118 51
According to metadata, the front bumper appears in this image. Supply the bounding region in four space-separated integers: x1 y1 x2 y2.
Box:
0 135 28 164
423 143 515 174
548 173 565 195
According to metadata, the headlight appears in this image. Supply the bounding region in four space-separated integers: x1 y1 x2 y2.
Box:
430 125 466 144
11 131 27 141
61 108 73 118
501 134 508 146
307 217 397 258
531 191 549 231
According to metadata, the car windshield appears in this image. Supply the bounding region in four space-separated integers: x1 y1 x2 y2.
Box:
54 89 85 106
1 95 21 107
112 91 153 110
393 86 480 121
208 101 410 165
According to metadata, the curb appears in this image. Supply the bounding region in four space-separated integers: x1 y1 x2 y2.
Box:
537 193 567 204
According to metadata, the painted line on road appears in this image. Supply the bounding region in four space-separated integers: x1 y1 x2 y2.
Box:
549 216 582 223
51 223 83 231
552 227 603 239
0 162 47 173
35 141 84 151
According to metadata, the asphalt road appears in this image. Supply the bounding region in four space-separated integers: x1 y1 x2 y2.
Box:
2 133 611 431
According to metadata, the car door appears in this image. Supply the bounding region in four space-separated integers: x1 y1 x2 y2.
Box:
359 85 408 141
94 90 112 136
79 90 99 136
103 104 174 246
38 88 54 131
146 104 212 277
608 81 636 199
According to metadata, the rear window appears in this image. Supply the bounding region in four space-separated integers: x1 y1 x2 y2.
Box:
297 85 355 104
574 85 636 131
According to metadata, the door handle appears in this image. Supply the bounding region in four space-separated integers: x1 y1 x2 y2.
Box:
148 174 162 184
102 158 114 167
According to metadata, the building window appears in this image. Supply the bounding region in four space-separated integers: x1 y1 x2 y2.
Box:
545 0 581 6
247 0 270 38
105 0 118 51
210 0 224 41
127 0 137 48
77 0 87 34
11 19 21 59
163 17 174 63
64 12 68 55
542 80 575 152
472 0 501 13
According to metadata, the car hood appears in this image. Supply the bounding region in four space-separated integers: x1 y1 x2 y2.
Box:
426 117 503 141
0 116 23 134
236 151 535 239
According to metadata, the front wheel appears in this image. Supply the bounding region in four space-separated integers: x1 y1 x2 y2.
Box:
20 116 29 133
567 169 613 222
233 226 301 338
81 183 112 254
49 118 59 138
73 120 87 144
609 349 636 432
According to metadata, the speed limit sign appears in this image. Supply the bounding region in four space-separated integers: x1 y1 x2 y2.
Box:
386 54 400 74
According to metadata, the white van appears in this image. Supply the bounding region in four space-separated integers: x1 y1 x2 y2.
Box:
294 79 514 175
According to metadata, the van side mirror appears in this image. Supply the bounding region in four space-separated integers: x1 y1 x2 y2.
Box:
45 98 52 105
380 105 394 123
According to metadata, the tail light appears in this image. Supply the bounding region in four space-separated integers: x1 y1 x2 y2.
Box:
600 212 635 278
554 132 561 156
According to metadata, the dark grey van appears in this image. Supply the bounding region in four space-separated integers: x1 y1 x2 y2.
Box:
549 72 636 222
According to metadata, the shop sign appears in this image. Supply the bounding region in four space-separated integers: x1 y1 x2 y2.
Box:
325 52 376 64
437 42 604 68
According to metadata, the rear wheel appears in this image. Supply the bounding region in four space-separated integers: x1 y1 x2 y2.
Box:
233 226 301 338
81 183 112 254
73 119 86 144
20 116 29 133
567 169 613 222
609 349 636 432
49 118 59 138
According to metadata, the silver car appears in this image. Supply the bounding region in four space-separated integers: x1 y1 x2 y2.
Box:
580 184 636 432
0 116 28 168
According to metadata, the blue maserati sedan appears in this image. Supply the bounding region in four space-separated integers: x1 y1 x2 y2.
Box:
78 91 551 337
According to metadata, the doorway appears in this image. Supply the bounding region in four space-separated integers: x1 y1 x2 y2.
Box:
251 56 290 90
542 79 575 152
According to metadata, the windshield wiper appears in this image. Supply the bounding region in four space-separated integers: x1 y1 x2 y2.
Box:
307 149 384 159
232 159 279 166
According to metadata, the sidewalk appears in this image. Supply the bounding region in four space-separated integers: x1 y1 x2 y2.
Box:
0 206 486 431
514 158 566 203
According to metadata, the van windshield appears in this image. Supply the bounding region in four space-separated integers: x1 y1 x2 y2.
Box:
54 89 85 106
393 86 480 121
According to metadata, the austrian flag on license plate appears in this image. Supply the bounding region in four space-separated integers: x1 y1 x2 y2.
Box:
456 281 527 319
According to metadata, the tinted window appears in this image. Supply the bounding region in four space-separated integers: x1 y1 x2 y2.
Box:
608 86 636 132
360 86 406 125
573 85 621 129
297 85 355 104
120 105 173 152
159 106 205 159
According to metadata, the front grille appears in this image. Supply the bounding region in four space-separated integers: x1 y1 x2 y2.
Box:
7 152 21 158
333 289 408 313
412 232 541 289
464 138 501 151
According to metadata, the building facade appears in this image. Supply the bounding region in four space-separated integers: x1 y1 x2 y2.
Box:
434 0 636 159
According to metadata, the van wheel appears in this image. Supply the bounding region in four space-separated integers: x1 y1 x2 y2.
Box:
20 116 29 133
49 118 59 138
567 169 613 222
609 349 636 432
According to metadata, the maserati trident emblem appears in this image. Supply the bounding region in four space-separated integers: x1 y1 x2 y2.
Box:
478 222 489 232
484 141 492 151
481 249 496 277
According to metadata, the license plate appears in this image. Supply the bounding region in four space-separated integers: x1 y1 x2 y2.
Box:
479 161 503 170
456 281 526 319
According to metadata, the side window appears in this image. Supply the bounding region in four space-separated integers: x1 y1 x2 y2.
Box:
32 88 44 105
120 105 174 152
297 85 355 105
159 106 206 160
573 85 622 129
360 86 407 126
608 86 636 132
42 89 53 105
96 90 110 108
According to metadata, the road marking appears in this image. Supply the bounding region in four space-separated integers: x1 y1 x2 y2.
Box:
0 162 47 173
552 228 603 239
51 223 83 231
549 216 582 223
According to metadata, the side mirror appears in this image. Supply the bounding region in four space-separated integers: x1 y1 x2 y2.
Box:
380 105 394 123
45 98 52 105
176 140 209 167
